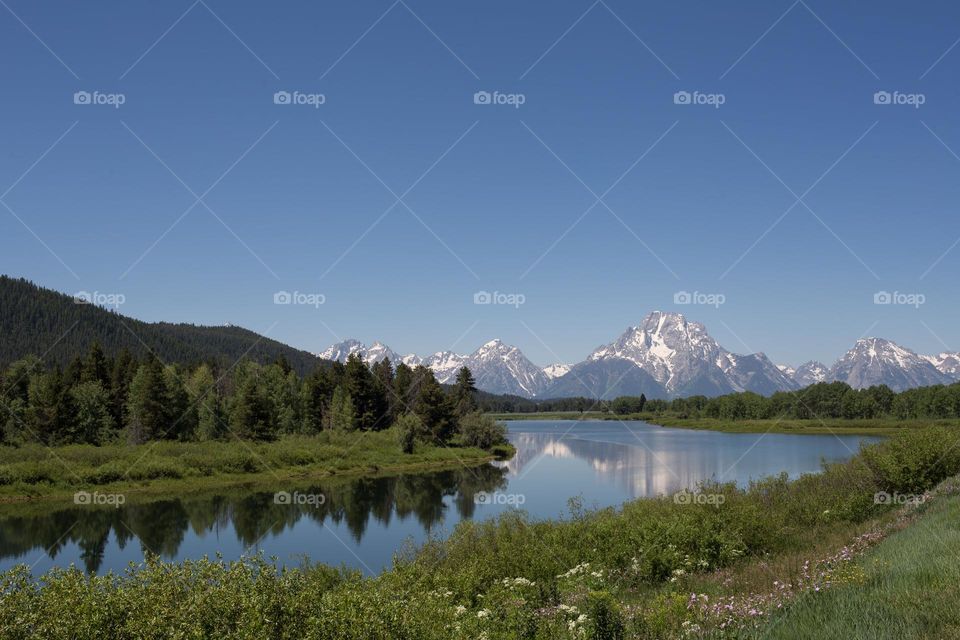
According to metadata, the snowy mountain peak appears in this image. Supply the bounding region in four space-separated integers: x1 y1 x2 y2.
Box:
543 363 571 379
830 338 950 391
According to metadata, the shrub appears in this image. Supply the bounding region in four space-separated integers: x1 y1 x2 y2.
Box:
459 412 508 450
395 413 423 454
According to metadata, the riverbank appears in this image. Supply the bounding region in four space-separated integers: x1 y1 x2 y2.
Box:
2 426 959 638
491 412 953 436
0 429 511 504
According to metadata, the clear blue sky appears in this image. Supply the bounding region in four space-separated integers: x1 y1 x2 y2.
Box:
2 1 959 367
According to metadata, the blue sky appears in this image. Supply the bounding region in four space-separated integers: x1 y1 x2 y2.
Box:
2 0 959 367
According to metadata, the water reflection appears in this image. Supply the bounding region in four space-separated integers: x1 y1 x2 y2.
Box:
0 465 507 574
500 421 880 498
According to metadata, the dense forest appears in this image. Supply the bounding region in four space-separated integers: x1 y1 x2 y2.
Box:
0 343 503 450
486 381 960 421
0 276 322 374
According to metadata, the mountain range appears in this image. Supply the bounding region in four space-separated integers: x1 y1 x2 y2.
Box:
321 311 960 399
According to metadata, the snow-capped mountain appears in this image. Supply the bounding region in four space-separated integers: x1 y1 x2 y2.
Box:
317 339 547 397
545 311 797 398
792 361 829 387
318 340 419 368
543 363 571 379
829 338 953 391
319 319 960 400
317 339 366 363
461 339 550 397
923 352 960 378
422 351 466 383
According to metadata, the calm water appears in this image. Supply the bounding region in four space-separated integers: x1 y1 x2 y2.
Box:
0 420 880 576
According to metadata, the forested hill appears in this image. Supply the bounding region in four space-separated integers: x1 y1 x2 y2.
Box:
0 276 323 374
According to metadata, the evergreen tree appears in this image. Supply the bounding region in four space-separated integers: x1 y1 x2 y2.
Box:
81 342 111 386
326 384 356 431
414 370 457 444
27 367 73 444
163 365 193 440
70 380 115 444
126 357 168 444
301 365 338 434
453 366 478 416
229 373 274 440
394 363 416 414
186 364 223 441
109 349 136 428
344 354 389 431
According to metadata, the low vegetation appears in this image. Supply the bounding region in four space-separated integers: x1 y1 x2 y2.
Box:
0 428 503 501
2 426 959 638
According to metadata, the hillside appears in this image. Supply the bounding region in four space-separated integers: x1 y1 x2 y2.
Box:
0 276 323 374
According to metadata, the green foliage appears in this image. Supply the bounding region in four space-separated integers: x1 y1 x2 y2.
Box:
454 366 478 416
414 367 458 444
326 385 356 431
396 412 422 454
459 412 508 450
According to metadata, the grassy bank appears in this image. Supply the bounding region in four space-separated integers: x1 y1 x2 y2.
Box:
2 426 960 638
492 412 954 435
0 429 510 503
748 480 960 639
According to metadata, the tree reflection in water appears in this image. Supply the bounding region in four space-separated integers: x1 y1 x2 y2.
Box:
0 464 507 574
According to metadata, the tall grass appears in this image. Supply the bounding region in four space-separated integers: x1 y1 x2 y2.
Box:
0 429 495 498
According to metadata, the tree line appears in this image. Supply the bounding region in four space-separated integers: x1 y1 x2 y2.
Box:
0 343 504 449
610 381 960 420
483 380 960 421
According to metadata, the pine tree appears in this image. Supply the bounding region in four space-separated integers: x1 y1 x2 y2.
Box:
126 357 168 444
70 380 115 444
81 342 111 386
186 364 223 441
326 384 356 431
344 354 389 431
454 366 478 416
301 365 337 434
394 363 415 414
229 374 274 441
163 365 192 440
414 370 457 444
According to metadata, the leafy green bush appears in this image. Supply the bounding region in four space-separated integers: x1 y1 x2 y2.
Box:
459 412 508 450
395 413 423 454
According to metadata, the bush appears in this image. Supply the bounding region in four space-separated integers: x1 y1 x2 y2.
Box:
395 413 423 454
459 412 508 450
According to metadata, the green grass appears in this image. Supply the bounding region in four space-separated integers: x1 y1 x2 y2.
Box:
490 412 957 436
0 429 507 502
751 485 960 639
